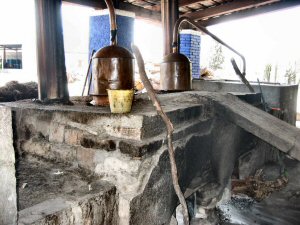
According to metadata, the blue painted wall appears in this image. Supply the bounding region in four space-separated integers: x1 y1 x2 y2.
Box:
89 14 135 57
180 33 201 79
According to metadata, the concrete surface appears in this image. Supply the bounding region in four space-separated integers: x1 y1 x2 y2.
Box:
193 79 298 125
1 91 300 224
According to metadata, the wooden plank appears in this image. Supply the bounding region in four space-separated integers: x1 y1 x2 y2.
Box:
119 2 161 21
183 0 280 20
179 0 209 7
198 0 300 26
63 0 161 21
63 0 106 8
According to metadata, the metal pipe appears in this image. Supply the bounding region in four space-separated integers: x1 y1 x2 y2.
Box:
161 0 179 56
172 16 246 75
104 0 117 45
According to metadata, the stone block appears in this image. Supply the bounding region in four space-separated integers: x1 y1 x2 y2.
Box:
49 122 65 143
0 107 15 164
18 183 118 225
119 139 162 157
76 147 96 170
0 106 17 225
64 128 82 145
0 165 17 225
80 136 116 151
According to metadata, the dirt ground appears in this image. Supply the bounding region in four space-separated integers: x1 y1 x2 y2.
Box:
17 155 97 210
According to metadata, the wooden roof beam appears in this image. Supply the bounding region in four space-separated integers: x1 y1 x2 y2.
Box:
63 0 106 9
63 0 161 22
179 0 208 7
197 0 300 26
183 0 280 21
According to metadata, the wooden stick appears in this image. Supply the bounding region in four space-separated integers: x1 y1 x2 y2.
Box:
132 44 190 225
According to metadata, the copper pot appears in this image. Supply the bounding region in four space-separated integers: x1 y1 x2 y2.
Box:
160 53 191 91
89 0 134 105
90 45 134 95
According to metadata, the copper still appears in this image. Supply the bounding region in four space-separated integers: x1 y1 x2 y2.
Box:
89 0 134 105
160 51 191 91
161 16 249 92
160 19 192 91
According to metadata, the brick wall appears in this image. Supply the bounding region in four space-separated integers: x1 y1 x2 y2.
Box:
180 30 201 79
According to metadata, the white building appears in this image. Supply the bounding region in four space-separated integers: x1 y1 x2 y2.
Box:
0 0 37 85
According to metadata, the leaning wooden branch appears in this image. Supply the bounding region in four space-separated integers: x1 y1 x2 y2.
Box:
132 44 190 225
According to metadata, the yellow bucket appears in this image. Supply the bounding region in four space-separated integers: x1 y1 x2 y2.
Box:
107 89 134 113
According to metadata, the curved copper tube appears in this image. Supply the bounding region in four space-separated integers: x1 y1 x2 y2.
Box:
104 0 117 45
172 16 246 75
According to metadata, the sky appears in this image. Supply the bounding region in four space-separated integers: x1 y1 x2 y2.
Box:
204 5 300 82
0 0 35 43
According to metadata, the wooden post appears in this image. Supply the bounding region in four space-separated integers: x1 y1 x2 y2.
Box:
161 0 179 56
34 0 69 102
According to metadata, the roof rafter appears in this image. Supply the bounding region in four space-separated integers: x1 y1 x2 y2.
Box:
183 0 280 21
197 0 300 26
63 0 161 21
179 0 209 7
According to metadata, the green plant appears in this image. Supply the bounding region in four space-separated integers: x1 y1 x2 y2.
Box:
209 42 225 70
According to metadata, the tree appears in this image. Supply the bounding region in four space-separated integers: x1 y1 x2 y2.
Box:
209 42 225 70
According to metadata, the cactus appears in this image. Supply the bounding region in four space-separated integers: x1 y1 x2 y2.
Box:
264 64 272 82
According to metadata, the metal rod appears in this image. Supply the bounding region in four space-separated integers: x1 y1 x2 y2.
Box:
104 0 117 45
172 16 246 75
82 50 95 96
